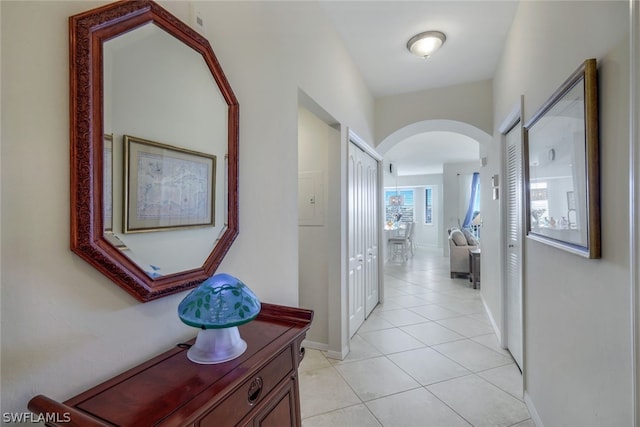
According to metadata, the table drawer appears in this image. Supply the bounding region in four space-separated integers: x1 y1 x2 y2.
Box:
198 347 294 427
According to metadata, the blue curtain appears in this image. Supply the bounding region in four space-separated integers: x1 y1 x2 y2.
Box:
462 172 480 228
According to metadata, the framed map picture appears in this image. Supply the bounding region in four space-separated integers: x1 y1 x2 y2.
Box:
123 135 216 233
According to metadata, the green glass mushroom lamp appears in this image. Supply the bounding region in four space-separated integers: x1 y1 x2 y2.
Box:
178 273 261 364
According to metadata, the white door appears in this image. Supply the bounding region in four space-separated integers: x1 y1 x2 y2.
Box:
505 120 524 370
348 141 380 336
363 153 379 317
348 142 365 337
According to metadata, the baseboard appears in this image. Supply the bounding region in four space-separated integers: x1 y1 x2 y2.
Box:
301 339 328 353
301 339 349 361
326 342 350 360
524 391 544 427
325 350 343 360
480 294 504 347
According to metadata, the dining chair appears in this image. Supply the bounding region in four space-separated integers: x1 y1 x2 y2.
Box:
388 222 414 262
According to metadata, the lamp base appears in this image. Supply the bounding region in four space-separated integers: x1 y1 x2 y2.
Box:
187 327 247 364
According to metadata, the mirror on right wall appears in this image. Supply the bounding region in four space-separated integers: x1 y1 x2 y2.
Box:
524 58 600 259
70 0 239 301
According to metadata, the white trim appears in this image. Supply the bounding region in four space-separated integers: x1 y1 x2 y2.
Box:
524 391 544 427
301 339 329 353
326 347 349 361
481 293 502 341
630 0 639 425
498 101 523 134
377 149 386 306
302 340 350 361
337 126 349 360
349 128 383 161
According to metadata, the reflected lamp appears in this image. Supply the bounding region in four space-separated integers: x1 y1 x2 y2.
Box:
178 273 261 364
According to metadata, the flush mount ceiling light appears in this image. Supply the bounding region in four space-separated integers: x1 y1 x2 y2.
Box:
407 31 446 58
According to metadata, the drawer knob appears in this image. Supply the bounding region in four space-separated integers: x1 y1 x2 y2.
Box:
247 377 263 405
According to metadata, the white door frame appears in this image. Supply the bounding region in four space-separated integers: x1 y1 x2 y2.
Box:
629 0 639 424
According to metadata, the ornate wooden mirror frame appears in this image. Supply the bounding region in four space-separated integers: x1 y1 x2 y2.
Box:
70 0 239 302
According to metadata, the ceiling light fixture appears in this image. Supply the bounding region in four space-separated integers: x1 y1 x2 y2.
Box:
407 31 446 58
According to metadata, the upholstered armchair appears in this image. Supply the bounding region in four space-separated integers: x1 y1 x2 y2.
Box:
448 227 479 278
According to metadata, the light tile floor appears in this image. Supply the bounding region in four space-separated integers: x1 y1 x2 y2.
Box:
299 247 533 427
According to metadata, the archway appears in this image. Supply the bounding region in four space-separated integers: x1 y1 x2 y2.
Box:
378 119 491 254
377 119 491 155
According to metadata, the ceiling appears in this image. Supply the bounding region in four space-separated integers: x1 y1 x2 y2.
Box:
319 1 519 97
319 1 520 175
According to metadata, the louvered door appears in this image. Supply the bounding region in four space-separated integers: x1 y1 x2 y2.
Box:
505 120 523 370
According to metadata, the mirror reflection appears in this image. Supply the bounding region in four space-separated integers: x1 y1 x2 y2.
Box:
102 23 229 277
528 81 587 246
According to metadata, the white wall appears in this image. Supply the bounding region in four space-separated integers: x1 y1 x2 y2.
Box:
487 1 632 425
1 0 374 416
375 80 493 145
298 106 340 348
203 1 375 360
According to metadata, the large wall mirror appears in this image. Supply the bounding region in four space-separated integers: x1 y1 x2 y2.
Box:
70 0 239 301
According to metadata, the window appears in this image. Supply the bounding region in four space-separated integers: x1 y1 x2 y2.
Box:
530 181 549 225
425 187 433 225
462 172 481 228
384 189 414 223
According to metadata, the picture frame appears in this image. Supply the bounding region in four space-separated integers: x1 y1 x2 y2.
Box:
524 58 600 258
123 135 216 233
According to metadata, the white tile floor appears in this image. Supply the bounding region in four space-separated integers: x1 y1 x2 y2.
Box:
299 247 533 427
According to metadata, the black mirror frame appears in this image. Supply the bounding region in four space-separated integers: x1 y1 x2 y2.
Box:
70 0 239 302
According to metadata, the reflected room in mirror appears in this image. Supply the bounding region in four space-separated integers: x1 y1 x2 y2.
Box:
70 0 239 301
524 58 600 259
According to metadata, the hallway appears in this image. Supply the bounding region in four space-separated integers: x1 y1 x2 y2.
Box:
299 247 533 427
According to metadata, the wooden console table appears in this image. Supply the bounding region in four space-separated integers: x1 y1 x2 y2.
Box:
469 248 481 289
29 303 313 427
